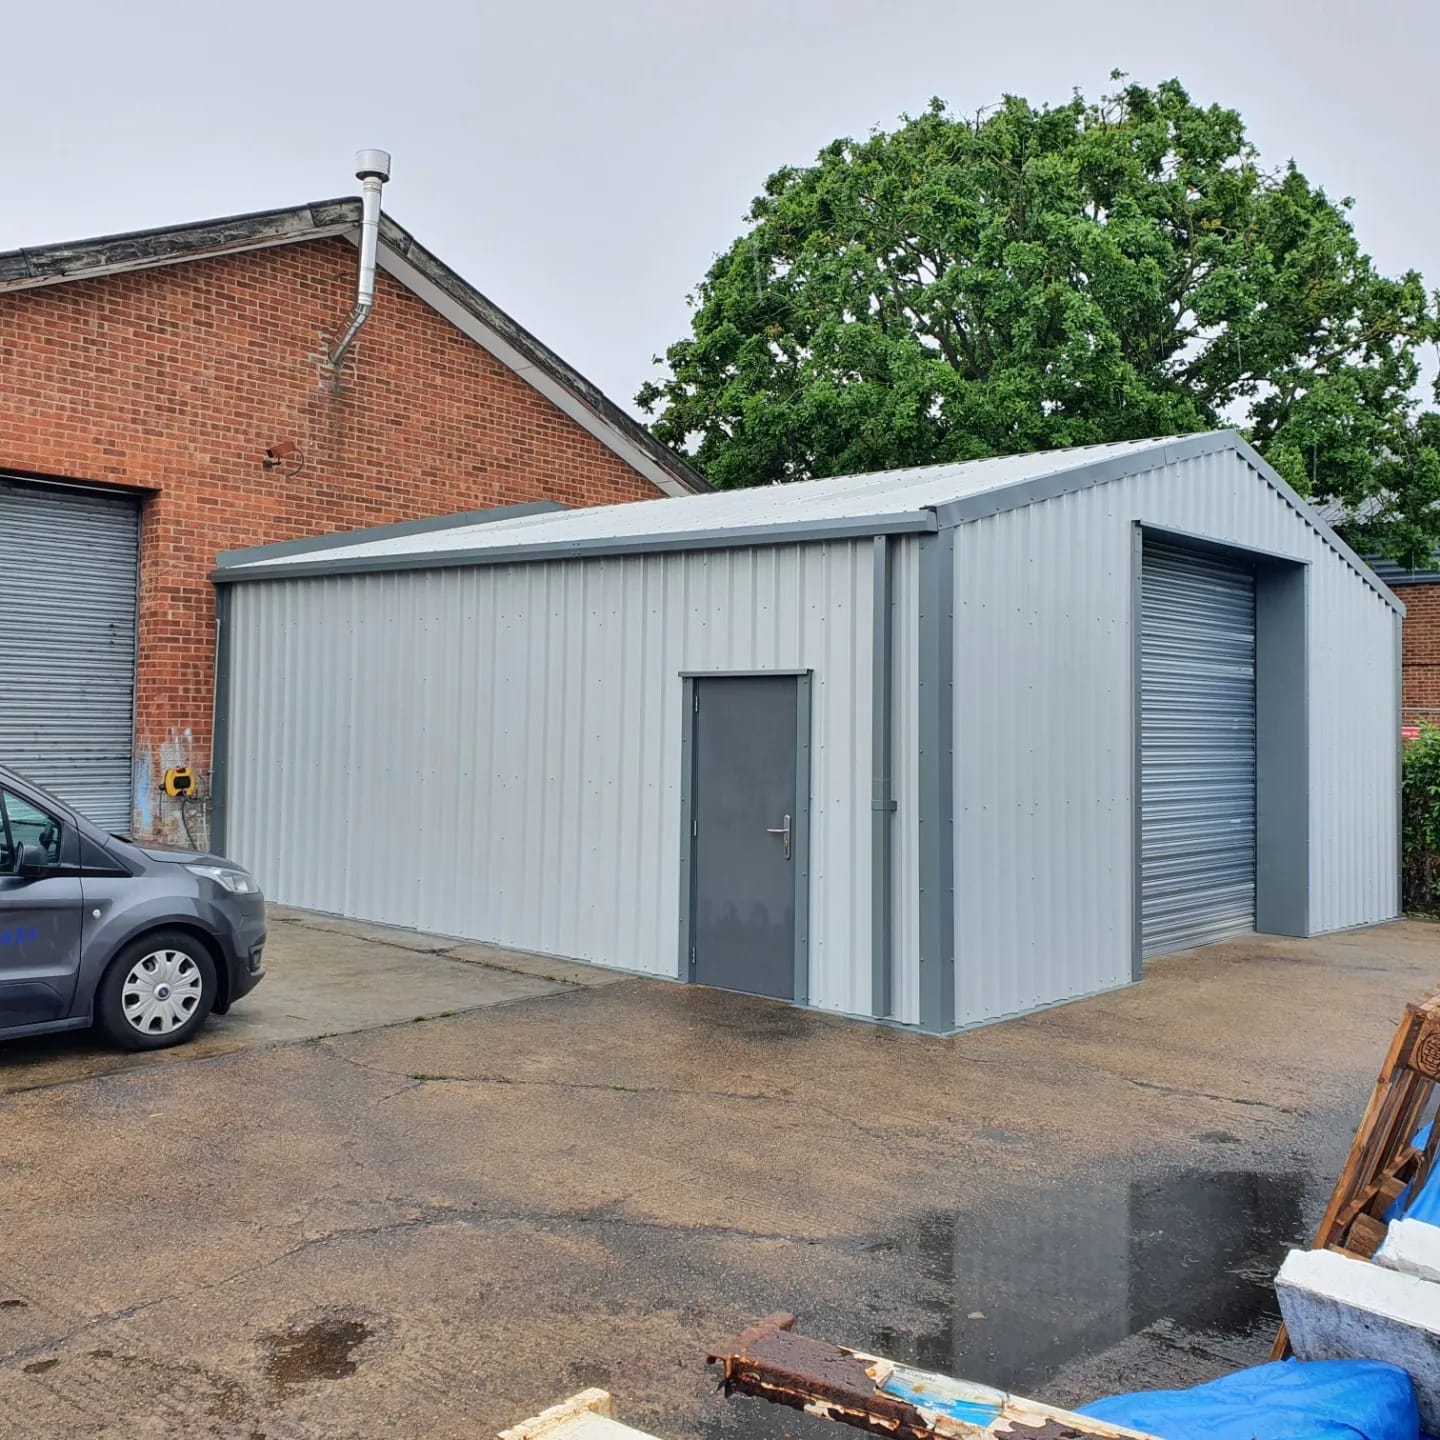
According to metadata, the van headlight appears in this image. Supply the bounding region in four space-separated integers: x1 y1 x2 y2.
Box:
186 864 260 895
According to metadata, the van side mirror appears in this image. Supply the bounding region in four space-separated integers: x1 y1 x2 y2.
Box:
15 843 50 880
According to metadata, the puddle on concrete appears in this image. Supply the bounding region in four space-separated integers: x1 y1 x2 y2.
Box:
698 1168 1308 1440
263 1317 371 1389
871 1167 1305 1394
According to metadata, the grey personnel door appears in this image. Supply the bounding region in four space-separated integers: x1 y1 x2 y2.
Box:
688 674 808 1002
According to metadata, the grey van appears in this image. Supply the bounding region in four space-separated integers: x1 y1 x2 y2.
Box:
0 764 265 1050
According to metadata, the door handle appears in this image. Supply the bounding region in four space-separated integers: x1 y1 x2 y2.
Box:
765 814 792 860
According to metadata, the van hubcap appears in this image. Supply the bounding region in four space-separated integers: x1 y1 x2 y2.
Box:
122 950 203 1035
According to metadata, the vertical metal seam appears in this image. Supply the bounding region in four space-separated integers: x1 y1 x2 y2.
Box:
794 672 813 1006
916 526 955 1033
870 535 895 1018
1130 524 1144 982
210 581 234 857
678 675 696 980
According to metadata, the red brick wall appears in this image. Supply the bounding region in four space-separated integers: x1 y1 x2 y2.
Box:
1403 582 1440 727
0 237 663 840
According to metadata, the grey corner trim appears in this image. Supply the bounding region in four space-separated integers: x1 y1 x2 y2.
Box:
209 584 234 857
214 501 566 571
1254 559 1310 937
1130 525 1145 981
679 677 697 982
916 528 955 1033
793 673 813 1007
929 430 1403 615
870 535 896 1019
209 511 939 584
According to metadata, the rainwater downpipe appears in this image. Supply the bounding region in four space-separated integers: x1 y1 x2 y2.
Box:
328 149 391 370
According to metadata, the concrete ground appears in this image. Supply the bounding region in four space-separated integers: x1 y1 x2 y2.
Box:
0 907 621 1096
0 916 1434 1439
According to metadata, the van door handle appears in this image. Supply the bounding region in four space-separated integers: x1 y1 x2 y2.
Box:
765 814 792 860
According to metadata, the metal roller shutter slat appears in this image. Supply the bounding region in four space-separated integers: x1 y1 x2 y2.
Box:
0 479 139 831
1140 542 1257 956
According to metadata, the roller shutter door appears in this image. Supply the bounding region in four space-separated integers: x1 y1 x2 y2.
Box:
0 477 139 831
1140 542 1256 956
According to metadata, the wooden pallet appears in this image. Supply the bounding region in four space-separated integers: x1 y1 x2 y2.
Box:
1271 990 1440 1359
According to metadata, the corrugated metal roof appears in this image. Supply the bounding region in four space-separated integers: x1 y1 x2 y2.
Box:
222 437 1177 569
214 429 1399 611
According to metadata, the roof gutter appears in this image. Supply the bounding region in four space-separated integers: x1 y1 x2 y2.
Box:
328 149 391 370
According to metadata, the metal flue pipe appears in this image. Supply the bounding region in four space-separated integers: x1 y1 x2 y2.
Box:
328 148 391 370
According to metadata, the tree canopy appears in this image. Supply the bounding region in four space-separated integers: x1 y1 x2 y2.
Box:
638 79 1440 564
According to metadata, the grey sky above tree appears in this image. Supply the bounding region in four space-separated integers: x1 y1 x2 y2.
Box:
639 78 1440 563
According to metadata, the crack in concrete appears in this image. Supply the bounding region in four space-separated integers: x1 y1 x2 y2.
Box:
0 1197 850 1371
315 1040 896 1144
270 915 609 990
1121 1077 1297 1113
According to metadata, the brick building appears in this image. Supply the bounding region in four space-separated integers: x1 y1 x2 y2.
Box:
0 198 704 844
1372 560 1440 727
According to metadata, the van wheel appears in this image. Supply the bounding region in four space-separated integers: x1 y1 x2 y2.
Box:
95 931 217 1052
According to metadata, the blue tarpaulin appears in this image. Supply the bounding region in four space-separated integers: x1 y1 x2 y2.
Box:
1077 1358 1420 1440
1386 1123 1437 1223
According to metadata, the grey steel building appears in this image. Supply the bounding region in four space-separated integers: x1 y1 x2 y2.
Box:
212 431 1402 1032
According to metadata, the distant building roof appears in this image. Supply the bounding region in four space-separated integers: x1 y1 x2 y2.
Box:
1297 496 1440 586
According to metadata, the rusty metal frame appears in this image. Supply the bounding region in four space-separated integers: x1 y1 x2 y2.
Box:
707 1313 1154 1439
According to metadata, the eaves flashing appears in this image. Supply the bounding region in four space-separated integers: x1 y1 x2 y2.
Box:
214 500 564 569
930 430 1404 615
210 510 939 584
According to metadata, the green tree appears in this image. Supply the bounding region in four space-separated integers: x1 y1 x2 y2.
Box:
638 79 1440 563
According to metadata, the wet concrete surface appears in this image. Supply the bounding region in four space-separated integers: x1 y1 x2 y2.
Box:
0 919 1433 1438
0 909 599 1095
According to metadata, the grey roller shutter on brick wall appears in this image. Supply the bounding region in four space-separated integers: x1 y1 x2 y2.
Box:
1140 541 1257 956
0 478 140 831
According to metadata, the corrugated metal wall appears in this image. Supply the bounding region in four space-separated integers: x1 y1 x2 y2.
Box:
226 447 1397 1032
951 451 1399 1027
226 542 879 1012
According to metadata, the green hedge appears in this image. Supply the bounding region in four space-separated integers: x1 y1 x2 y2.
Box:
1404 724 1440 914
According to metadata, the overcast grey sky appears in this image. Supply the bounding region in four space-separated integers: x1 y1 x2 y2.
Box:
5 1 1437 418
